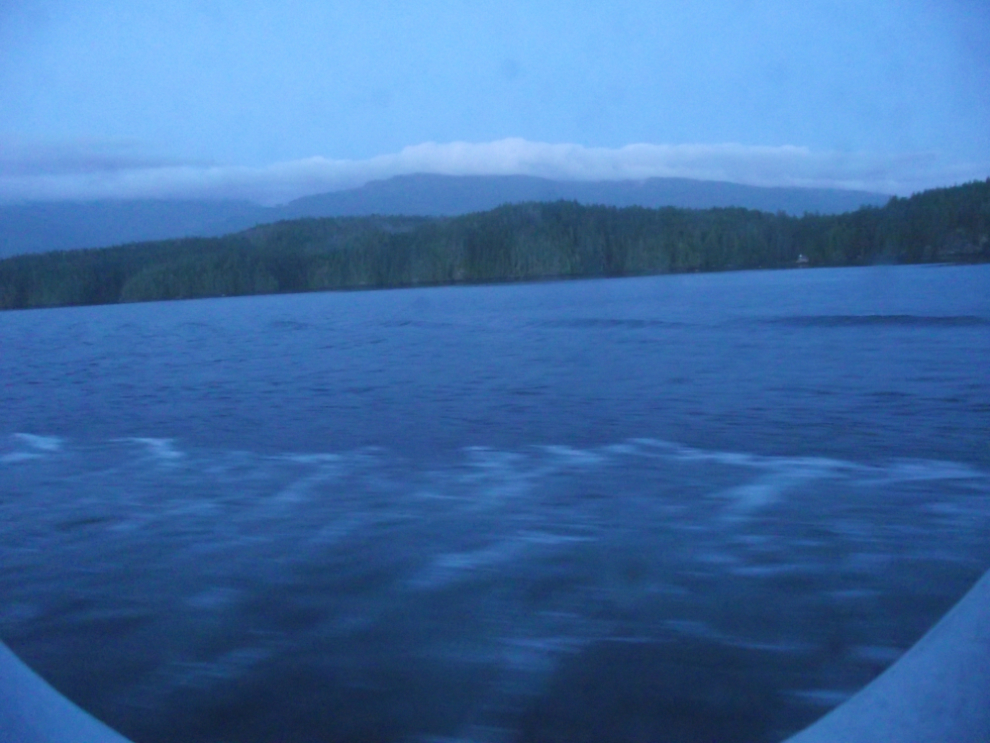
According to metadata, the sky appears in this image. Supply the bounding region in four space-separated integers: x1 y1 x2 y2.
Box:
0 0 988 204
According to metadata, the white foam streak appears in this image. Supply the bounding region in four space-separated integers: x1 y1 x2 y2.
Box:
1 434 62 464
126 437 184 462
13 433 62 452
0 452 41 464
541 445 606 467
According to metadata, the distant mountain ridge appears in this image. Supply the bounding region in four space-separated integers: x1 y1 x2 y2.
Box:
0 200 262 259
0 174 891 258
279 174 890 220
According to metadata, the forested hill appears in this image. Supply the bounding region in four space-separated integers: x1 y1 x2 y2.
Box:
1 179 987 311
0 174 889 258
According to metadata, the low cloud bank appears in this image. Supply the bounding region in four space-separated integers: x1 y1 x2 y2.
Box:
1 138 985 204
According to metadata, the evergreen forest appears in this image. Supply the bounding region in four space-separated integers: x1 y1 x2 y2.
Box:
1 178 988 311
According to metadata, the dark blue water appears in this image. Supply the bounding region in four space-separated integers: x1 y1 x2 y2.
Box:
1 264 989 743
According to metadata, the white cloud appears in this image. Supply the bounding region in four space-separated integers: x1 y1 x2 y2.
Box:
0 138 986 204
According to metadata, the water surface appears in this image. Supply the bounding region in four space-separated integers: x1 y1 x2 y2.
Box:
1 264 988 742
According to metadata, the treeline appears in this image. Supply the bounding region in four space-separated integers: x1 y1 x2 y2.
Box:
1 179 988 310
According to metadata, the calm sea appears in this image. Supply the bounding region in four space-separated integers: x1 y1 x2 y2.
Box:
2 264 989 743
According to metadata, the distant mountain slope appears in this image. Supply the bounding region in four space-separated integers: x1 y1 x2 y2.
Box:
0 200 266 258
280 174 890 221
0 175 890 258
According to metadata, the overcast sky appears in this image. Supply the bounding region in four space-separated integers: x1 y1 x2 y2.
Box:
1 0 988 204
